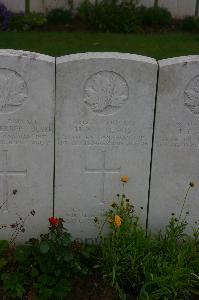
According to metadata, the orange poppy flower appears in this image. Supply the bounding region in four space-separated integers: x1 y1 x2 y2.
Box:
121 176 128 183
114 215 122 228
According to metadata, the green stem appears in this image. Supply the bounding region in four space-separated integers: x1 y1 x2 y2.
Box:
178 185 191 222
97 217 108 241
68 0 74 10
195 0 199 17
122 183 125 195
25 0 30 14
154 0 159 7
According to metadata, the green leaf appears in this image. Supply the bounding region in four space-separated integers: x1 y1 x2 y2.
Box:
16 285 26 298
15 245 32 262
49 231 56 241
0 240 9 255
0 257 7 269
82 250 90 258
31 267 39 278
1 272 26 299
63 239 71 247
62 234 71 247
38 287 52 299
64 252 73 262
40 241 50 254
53 282 71 297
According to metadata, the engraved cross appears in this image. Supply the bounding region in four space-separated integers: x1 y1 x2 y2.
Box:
85 150 120 205
0 150 27 212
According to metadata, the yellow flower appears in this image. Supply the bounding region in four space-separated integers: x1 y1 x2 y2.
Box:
114 215 122 228
121 176 128 183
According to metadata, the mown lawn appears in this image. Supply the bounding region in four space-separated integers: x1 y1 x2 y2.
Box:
0 31 198 59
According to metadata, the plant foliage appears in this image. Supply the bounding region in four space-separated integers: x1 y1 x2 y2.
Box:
0 2 10 30
79 0 140 33
97 181 199 299
0 218 89 299
181 16 199 32
47 8 72 25
9 12 47 31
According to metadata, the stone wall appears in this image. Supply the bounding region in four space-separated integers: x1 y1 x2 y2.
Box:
1 0 198 18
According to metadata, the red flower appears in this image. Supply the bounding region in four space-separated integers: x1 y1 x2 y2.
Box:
48 217 59 226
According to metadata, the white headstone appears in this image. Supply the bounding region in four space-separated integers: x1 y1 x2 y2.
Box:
149 56 199 232
0 50 55 242
55 53 158 241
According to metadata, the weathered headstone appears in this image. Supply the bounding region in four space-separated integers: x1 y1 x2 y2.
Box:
55 53 158 240
149 56 199 232
0 50 55 242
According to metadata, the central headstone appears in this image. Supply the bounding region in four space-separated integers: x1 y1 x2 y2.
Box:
55 53 158 240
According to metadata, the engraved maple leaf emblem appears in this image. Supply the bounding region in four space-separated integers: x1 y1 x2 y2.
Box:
184 78 199 115
0 70 27 113
84 71 128 115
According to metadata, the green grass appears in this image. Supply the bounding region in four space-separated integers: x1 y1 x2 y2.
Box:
0 31 198 59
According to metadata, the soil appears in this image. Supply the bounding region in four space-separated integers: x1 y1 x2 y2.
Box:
0 276 198 300
69 272 118 300
0 271 117 300
69 274 199 300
